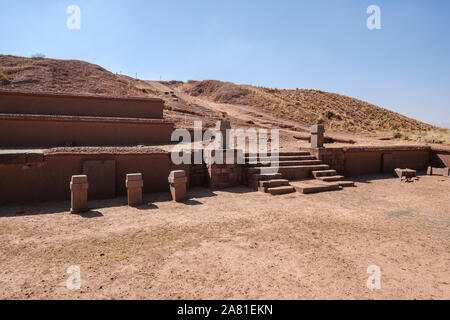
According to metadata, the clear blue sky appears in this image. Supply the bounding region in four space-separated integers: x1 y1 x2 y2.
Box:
1 0 449 127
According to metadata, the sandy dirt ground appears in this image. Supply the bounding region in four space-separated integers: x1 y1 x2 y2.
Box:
0 174 449 300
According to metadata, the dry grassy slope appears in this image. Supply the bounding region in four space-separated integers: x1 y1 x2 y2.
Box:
174 80 435 134
0 54 158 97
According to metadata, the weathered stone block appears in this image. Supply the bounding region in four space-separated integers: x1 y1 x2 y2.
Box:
126 173 143 206
83 160 115 200
427 166 450 176
70 175 88 213
168 170 187 202
310 124 325 134
310 124 325 148
311 134 324 148
394 168 416 180
218 121 231 149
218 120 231 131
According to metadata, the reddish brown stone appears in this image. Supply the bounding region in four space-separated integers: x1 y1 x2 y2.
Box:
310 124 325 148
395 168 416 180
168 170 187 202
126 173 143 206
70 175 88 213
427 166 450 176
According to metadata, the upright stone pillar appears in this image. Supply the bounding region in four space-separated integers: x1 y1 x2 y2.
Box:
70 175 88 213
310 124 325 148
168 170 187 202
126 173 143 206
218 120 231 149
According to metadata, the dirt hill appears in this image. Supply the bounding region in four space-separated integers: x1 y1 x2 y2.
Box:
0 54 156 97
171 80 434 134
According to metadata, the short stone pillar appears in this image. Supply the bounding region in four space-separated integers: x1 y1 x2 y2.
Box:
70 175 88 213
218 120 231 149
310 124 325 148
126 173 143 206
168 170 187 202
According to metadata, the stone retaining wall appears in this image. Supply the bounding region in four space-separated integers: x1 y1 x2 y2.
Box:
0 90 164 119
0 114 174 147
0 151 188 204
306 145 431 177
430 146 450 168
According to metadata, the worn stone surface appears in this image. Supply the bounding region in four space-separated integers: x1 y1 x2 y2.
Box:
189 164 207 187
70 175 88 213
382 153 394 173
217 120 231 149
168 170 187 182
83 160 116 200
168 170 187 202
310 124 325 134
310 124 325 148
205 149 244 189
308 147 345 175
427 166 450 176
126 173 143 206
394 168 417 179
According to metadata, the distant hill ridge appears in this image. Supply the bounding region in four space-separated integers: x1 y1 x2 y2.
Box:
172 80 434 133
0 54 435 134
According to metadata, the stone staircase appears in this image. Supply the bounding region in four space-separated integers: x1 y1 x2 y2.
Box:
245 152 354 195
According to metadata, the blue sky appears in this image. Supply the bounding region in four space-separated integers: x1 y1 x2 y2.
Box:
0 0 449 127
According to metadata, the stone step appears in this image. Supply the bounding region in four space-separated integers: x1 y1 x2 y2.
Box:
267 186 296 195
335 181 355 187
249 173 283 181
258 179 290 189
248 173 283 190
247 164 330 180
245 151 310 157
246 160 323 167
291 180 341 194
316 175 345 182
312 169 337 178
246 155 316 162
259 179 290 188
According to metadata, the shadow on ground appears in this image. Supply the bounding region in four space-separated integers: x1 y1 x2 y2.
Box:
0 186 254 218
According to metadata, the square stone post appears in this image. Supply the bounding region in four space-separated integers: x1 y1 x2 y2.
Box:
218 120 231 149
168 170 187 202
70 175 88 213
126 173 143 206
310 124 325 148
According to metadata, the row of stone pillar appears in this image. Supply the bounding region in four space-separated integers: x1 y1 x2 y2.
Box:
70 170 188 213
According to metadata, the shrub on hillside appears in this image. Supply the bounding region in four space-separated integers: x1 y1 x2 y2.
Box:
393 131 402 139
0 72 10 85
